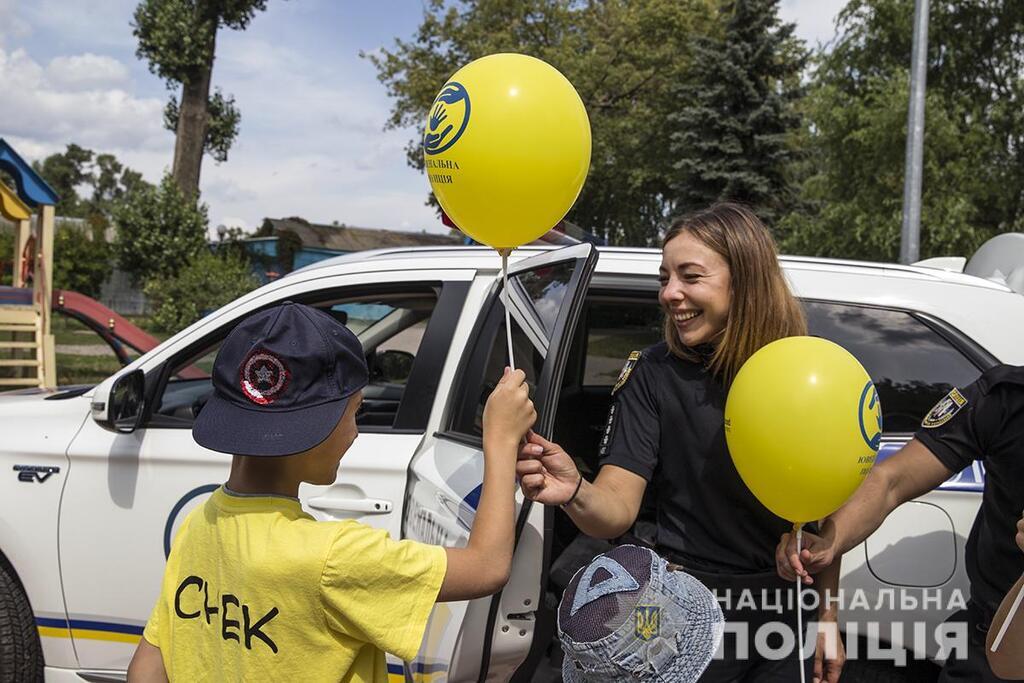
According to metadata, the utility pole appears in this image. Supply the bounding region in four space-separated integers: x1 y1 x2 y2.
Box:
900 0 929 264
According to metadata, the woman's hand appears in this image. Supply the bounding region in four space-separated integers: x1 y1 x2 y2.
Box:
1016 514 1024 554
516 431 581 506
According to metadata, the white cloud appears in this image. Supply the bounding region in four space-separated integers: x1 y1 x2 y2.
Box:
780 0 847 49
0 47 168 154
0 0 30 48
47 53 130 90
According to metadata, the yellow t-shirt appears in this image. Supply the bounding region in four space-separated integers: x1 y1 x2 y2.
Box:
143 487 447 682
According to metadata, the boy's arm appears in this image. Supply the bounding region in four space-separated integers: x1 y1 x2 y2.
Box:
438 369 535 602
127 637 168 683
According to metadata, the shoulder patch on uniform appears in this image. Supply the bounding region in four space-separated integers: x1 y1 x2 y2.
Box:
612 351 642 396
921 387 968 429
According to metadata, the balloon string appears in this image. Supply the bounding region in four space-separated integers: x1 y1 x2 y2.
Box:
991 579 1024 652
796 523 807 683
500 249 516 372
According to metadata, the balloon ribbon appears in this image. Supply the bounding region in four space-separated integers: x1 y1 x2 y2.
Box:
499 248 516 372
796 523 807 683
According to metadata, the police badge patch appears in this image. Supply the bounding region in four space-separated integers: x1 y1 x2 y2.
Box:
921 388 968 429
612 351 642 396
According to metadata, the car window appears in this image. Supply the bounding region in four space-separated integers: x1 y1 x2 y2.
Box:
512 261 575 336
149 291 439 431
448 264 582 439
804 302 982 434
583 300 663 386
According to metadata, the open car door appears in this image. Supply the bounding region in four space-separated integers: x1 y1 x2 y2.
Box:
403 243 598 682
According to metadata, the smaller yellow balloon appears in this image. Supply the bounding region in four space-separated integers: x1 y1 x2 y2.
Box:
423 53 591 249
724 337 882 524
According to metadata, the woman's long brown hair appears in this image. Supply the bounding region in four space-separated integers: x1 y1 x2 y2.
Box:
662 202 806 385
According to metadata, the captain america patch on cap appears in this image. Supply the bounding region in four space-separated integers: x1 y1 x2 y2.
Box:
612 351 641 396
240 349 291 405
922 387 968 429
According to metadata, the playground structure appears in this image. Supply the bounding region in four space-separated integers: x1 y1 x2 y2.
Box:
0 138 58 389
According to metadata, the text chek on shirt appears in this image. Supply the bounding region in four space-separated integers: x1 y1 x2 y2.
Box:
598 342 800 574
144 487 446 682
915 364 1024 613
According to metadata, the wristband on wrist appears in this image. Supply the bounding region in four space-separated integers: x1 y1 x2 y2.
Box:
560 474 584 509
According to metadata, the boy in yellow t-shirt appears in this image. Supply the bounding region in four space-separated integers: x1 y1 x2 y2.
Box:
128 302 535 682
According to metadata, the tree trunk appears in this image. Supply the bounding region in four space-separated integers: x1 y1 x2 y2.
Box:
171 29 216 198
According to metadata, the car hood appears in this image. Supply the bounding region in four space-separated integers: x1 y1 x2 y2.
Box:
0 390 93 459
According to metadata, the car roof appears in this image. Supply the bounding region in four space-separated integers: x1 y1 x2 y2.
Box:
291 244 1013 293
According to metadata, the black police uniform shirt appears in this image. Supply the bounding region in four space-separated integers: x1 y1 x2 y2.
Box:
915 364 1024 614
599 342 799 574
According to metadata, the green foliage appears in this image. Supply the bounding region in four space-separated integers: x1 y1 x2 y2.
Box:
31 145 151 219
780 0 1024 260
133 0 268 176
31 144 94 217
163 87 242 163
133 0 268 83
365 0 716 246
144 249 259 333
113 174 209 283
669 0 806 225
0 229 12 286
53 217 114 298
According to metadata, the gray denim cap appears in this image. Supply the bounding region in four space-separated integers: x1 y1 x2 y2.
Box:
558 545 724 682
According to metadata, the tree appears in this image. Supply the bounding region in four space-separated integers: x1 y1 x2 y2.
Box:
132 0 269 197
53 218 113 298
32 145 151 219
669 0 806 225
144 248 258 332
780 0 1024 261
114 173 209 284
366 0 716 246
31 144 95 217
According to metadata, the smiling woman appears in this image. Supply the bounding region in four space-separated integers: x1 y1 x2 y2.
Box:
517 203 846 682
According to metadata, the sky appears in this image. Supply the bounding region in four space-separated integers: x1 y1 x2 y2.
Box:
0 0 847 239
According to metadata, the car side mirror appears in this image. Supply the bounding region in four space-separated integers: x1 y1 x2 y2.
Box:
92 369 146 433
374 349 415 384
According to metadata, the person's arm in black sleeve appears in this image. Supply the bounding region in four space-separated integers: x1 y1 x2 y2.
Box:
517 352 657 539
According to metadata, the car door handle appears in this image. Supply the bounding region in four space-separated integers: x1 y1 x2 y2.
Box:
307 495 393 514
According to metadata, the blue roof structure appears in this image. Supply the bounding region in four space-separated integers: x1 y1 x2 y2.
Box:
0 138 59 208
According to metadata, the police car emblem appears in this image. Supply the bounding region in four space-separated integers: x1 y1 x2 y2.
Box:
612 351 642 396
240 350 290 406
921 387 967 429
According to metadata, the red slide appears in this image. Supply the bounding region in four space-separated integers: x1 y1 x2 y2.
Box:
53 289 206 379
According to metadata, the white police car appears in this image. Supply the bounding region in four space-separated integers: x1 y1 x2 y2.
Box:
2 241 1022 682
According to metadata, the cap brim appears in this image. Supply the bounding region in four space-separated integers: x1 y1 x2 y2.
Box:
192 392 349 456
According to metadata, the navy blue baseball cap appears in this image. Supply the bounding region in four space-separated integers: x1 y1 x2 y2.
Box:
192 302 369 456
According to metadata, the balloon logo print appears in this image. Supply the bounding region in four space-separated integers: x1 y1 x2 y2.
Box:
858 380 882 451
424 82 471 155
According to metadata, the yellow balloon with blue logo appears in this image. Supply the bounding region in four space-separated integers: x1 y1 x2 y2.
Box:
724 336 882 524
423 53 591 249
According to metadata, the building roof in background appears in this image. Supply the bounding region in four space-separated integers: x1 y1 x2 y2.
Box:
259 217 461 252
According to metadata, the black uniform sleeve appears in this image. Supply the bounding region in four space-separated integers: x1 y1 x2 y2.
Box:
598 352 660 481
915 376 992 473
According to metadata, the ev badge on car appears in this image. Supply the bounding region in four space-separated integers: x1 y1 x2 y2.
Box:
14 465 60 483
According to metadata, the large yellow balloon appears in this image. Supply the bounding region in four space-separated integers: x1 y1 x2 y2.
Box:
724 337 882 524
423 53 591 249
